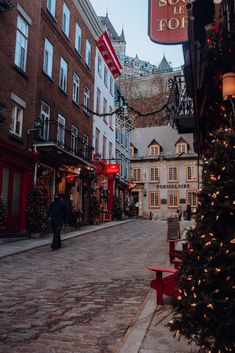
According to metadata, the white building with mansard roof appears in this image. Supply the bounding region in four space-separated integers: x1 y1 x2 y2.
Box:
130 126 202 219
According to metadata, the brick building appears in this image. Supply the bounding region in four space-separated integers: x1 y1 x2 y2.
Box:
0 0 104 233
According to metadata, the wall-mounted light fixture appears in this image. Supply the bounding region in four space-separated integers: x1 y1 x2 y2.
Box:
222 72 235 126
143 188 147 197
222 72 235 100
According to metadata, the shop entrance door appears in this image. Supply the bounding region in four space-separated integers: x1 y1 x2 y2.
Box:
2 166 22 231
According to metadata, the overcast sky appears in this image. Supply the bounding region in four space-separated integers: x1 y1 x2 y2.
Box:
89 0 184 68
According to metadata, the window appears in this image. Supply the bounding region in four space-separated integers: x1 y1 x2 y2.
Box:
150 167 160 182
71 125 78 154
10 106 23 136
109 106 113 129
130 146 134 157
132 168 141 182
40 101 50 140
149 192 160 208
168 190 179 208
186 165 197 181
59 57 68 92
85 39 91 67
95 128 100 154
57 114 65 147
176 143 187 154
75 22 82 54
14 16 28 71
83 134 89 160
43 38 54 78
84 86 90 115
72 73 80 104
103 98 107 123
97 55 102 76
96 88 101 114
187 191 198 207
168 166 178 182
109 141 113 160
104 66 108 87
62 2 70 38
149 144 160 156
102 135 106 159
47 0 56 17
110 76 114 95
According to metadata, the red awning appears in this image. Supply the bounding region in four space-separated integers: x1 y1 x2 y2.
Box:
97 32 122 79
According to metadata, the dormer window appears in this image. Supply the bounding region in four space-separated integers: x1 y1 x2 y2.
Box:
175 138 188 155
149 144 160 156
130 146 134 157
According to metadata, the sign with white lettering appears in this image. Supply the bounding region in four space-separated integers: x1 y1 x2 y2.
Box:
148 0 194 44
156 184 190 189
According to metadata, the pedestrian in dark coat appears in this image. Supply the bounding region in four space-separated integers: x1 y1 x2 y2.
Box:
186 204 192 220
48 194 67 250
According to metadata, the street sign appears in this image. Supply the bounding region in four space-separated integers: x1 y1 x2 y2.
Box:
148 0 193 45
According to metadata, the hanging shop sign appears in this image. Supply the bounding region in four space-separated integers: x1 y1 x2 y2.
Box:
105 163 120 174
148 0 195 44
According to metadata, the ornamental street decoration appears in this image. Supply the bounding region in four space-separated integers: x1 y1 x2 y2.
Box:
148 0 195 44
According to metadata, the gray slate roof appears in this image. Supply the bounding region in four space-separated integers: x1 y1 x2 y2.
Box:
99 15 124 42
130 126 197 158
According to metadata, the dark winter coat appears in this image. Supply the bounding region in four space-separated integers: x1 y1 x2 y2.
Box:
48 199 67 226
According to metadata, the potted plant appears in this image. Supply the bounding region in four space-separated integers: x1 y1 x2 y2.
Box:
25 185 48 237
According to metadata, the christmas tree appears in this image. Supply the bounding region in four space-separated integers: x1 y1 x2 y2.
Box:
25 185 48 233
0 193 7 227
168 128 235 353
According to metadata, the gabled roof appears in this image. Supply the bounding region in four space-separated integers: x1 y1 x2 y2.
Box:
148 139 161 148
175 137 189 146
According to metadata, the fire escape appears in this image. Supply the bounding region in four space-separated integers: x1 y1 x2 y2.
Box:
0 0 13 12
167 75 195 134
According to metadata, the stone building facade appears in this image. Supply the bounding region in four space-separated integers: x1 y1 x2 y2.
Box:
130 126 202 219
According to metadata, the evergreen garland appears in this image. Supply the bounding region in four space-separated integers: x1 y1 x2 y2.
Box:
168 128 235 353
25 185 48 232
0 194 7 227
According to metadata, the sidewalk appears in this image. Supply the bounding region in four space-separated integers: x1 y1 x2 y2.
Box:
0 219 196 353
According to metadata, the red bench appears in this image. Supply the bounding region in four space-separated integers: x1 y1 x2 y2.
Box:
168 240 189 263
147 266 179 305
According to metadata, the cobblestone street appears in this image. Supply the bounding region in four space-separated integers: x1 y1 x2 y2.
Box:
0 220 170 353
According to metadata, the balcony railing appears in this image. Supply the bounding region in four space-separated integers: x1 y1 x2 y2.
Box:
167 75 195 133
0 0 13 12
32 120 93 164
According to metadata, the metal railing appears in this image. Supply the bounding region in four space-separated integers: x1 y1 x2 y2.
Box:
167 75 194 129
33 120 93 163
0 0 13 12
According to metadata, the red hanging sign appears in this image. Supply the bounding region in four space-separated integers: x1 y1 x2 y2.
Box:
105 164 120 174
148 0 193 45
